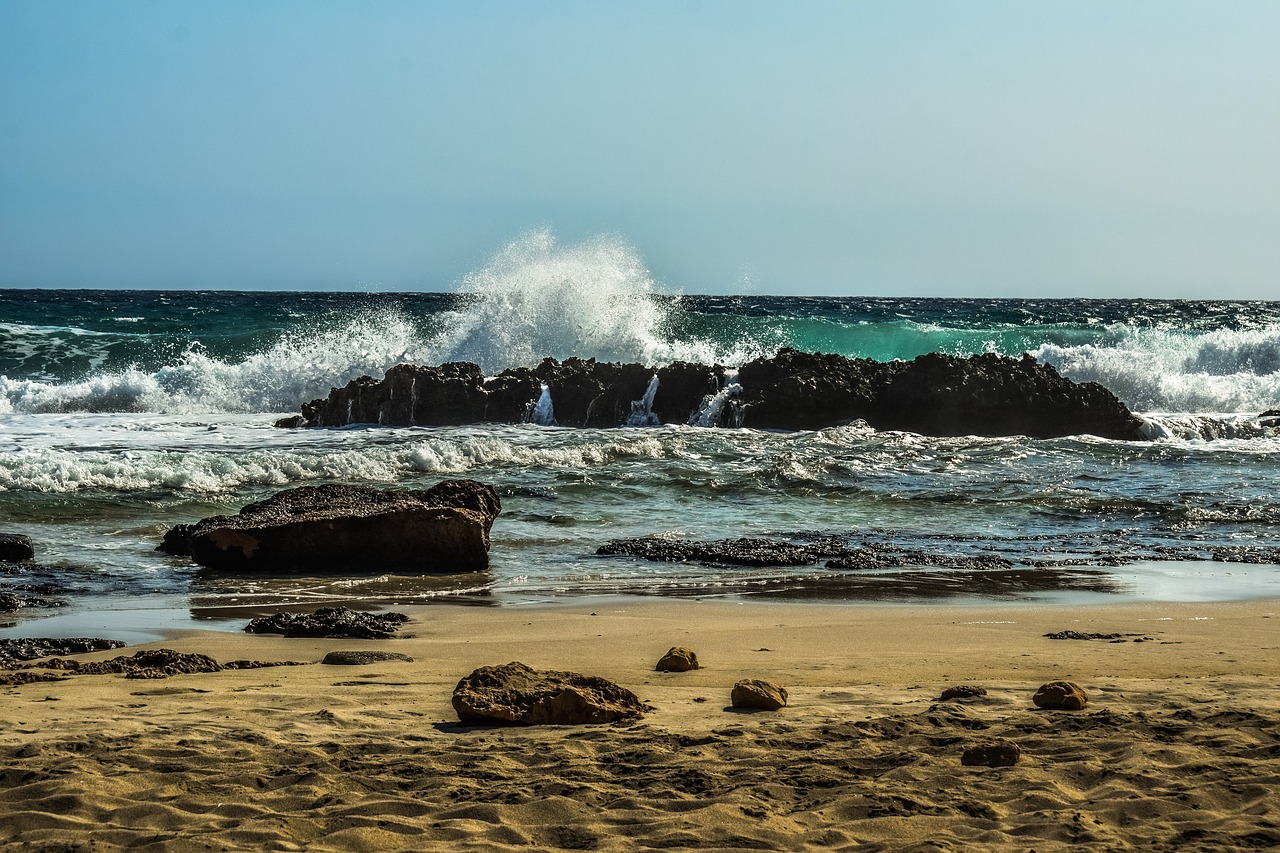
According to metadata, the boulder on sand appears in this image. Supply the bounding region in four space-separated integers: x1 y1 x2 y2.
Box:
158 480 500 573
1033 680 1089 710
452 661 650 725
655 647 700 672
731 679 788 711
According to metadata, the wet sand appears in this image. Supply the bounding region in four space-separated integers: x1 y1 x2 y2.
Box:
2 597 1278 851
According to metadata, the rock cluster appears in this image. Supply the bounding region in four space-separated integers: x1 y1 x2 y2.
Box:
279 349 1145 440
245 607 409 639
158 480 500 573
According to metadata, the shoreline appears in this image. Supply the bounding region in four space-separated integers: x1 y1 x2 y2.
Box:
3 597 1278 850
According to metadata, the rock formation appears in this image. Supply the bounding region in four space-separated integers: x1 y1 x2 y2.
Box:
277 349 1146 440
244 607 410 639
452 661 650 725
1033 680 1089 710
655 647 701 672
0 534 34 563
158 480 500 573
731 679 788 711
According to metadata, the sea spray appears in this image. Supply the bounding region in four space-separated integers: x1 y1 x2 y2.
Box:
527 384 556 426
689 369 743 428
626 374 662 427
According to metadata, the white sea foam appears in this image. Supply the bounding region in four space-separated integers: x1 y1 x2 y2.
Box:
1036 326 1280 413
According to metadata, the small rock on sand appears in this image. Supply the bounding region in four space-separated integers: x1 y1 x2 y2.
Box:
962 740 1021 767
938 685 987 701
452 661 649 725
655 647 700 672
322 650 415 666
731 679 787 711
1033 680 1088 710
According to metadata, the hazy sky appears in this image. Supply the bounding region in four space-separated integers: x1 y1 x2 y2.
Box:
2 1 1277 297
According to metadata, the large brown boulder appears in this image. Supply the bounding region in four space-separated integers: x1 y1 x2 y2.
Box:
161 480 499 573
731 679 788 711
452 661 649 725
1033 680 1089 710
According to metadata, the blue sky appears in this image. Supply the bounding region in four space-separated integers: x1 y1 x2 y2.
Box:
1 1 1277 297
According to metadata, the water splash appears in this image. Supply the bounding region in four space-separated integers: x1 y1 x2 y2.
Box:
526 384 556 426
689 369 743 428
625 374 662 427
428 231 757 373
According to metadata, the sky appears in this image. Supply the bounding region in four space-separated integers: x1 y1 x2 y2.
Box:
1 1 1277 298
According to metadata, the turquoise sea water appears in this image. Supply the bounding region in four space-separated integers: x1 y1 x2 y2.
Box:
2 241 1279 638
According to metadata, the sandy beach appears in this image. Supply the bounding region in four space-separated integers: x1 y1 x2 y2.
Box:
1 597 1277 851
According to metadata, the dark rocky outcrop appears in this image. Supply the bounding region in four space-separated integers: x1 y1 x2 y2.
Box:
0 637 125 669
452 661 650 725
731 679 788 711
597 537 825 567
278 349 1145 440
158 480 499 573
1033 680 1089 710
0 534 35 562
245 607 409 639
20 649 305 680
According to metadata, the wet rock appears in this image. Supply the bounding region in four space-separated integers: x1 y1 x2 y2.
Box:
279 349 1145 440
938 685 988 701
321 650 415 665
655 647 700 672
0 637 126 669
0 534 34 562
0 591 64 611
1033 680 1089 711
452 661 650 725
961 740 1021 767
825 547 1012 571
731 679 788 711
161 480 500 573
245 607 409 639
598 537 822 567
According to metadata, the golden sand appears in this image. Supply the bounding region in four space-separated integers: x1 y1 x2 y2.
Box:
2 598 1278 851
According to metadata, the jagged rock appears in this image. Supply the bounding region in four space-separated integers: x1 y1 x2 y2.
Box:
278 350 1144 440
655 647 700 672
938 685 988 701
731 679 788 711
0 637 125 669
598 537 823 567
245 607 409 639
321 650 415 665
1033 680 1089 710
0 534 34 562
158 480 499 573
452 661 650 725
962 741 1021 767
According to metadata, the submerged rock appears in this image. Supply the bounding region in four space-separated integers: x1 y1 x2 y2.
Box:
279 349 1145 440
158 480 500 573
245 607 409 639
0 534 35 562
452 661 650 725
597 537 824 567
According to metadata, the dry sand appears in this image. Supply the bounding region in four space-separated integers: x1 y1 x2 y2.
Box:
2 597 1278 852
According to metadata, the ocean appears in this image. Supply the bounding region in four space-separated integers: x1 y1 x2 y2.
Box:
3 239 1280 641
